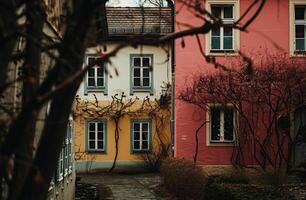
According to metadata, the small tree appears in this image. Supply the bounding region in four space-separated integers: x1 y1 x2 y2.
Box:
179 54 306 174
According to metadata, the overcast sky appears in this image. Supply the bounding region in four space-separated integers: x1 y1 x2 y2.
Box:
106 0 168 7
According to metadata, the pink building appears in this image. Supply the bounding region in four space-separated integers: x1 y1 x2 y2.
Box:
174 0 306 171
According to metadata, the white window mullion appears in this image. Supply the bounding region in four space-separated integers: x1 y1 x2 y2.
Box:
94 67 98 87
95 123 98 150
220 110 225 142
140 58 143 87
140 122 143 150
220 27 224 50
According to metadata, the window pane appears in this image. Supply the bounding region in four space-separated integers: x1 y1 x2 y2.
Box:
211 108 220 140
142 141 148 149
97 141 104 149
224 37 233 49
296 38 305 50
224 109 234 141
296 25 305 38
89 132 95 140
134 131 140 140
88 78 95 86
134 141 140 150
88 68 95 77
224 27 232 36
97 131 103 140
142 132 148 140
134 68 141 77
97 123 104 131
133 57 141 66
143 68 150 77
134 78 141 86
224 6 233 19
143 78 150 86
134 123 140 131
295 6 305 20
212 27 220 36
211 36 220 49
88 57 95 66
142 123 148 131
97 67 104 77
211 6 221 18
89 141 95 149
89 123 95 131
97 78 104 87
143 57 150 67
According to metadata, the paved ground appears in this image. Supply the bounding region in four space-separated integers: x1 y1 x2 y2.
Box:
76 173 170 200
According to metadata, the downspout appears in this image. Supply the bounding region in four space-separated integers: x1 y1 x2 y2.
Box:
167 0 175 158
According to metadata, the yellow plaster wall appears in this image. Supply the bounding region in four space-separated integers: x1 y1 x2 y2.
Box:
74 100 171 163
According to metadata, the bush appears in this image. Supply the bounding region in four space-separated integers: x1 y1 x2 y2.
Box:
208 173 250 184
202 183 236 200
160 158 207 199
227 185 296 200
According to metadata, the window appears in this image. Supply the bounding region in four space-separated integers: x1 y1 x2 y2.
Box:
209 106 235 143
87 121 106 152
131 120 151 152
211 5 234 52
84 55 108 95
57 150 63 181
130 54 154 95
295 5 306 52
205 1 239 55
56 119 73 181
67 120 73 171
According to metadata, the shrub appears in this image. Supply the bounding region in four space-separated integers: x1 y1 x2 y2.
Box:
227 185 296 200
140 144 170 172
160 158 207 199
298 159 306 169
202 183 236 200
208 173 250 184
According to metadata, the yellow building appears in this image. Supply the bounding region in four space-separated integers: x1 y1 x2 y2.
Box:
74 7 173 172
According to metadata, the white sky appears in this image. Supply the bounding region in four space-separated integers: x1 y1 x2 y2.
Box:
106 0 168 7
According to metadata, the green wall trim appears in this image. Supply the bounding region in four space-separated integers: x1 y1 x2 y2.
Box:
84 54 108 96
129 54 154 96
130 119 152 154
85 119 108 153
75 160 147 172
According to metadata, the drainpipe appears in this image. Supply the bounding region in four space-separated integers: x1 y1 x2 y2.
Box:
167 0 175 158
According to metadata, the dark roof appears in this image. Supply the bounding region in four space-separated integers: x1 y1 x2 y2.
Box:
106 7 172 37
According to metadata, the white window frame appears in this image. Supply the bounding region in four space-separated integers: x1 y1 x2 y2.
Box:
57 150 63 181
87 121 106 151
132 56 152 88
86 56 105 88
63 135 69 177
206 104 237 146
68 120 73 173
205 0 240 55
211 5 234 51
290 0 306 56
132 121 151 152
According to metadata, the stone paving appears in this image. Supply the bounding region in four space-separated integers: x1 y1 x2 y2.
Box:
76 173 169 200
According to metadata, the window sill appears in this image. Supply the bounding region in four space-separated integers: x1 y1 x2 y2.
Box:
85 88 107 95
131 150 151 154
86 149 107 154
48 183 54 191
130 88 153 95
57 176 63 182
207 141 235 146
207 50 239 56
292 51 306 57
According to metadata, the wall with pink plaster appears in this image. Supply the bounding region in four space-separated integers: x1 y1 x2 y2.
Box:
174 0 292 165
